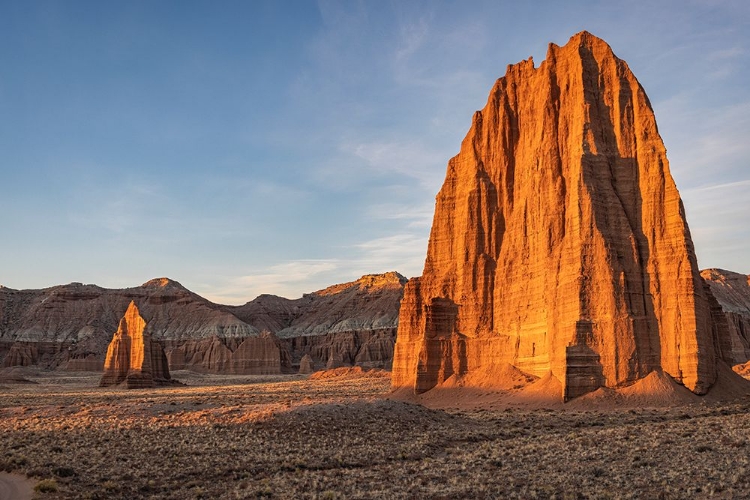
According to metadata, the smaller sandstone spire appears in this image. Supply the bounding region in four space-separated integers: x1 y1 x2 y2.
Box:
100 301 171 388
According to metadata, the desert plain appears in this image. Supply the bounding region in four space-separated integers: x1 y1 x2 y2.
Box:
2 367 750 499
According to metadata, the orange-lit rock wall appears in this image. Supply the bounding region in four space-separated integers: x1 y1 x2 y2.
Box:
393 32 727 398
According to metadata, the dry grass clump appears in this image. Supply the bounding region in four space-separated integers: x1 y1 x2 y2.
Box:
34 478 58 493
309 366 390 380
0 370 749 498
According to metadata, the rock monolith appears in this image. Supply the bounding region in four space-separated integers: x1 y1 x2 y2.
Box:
100 301 171 388
392 31 733 400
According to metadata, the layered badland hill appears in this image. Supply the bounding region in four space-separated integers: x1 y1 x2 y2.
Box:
702 269 750 365
0 272 406 373
391 31 748 401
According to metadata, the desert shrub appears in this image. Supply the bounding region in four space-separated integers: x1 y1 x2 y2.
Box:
53 466 76 477
103 481 119 492
34 479 59 493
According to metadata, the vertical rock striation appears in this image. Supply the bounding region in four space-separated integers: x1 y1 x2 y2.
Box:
393 31 731 399
100 301 171 388
701 269 750 365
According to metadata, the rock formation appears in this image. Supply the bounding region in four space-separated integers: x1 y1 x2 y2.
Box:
392 31 735 400
99 301 171 388
0 278 259 370
299 354 314 374
0 272 405 373
232 272 406 370
165 336 234 372
701 269 750 365
228 332 281 375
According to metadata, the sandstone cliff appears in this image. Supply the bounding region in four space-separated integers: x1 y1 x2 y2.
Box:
99 301 171 388
701 269 750 365
392 31 733 400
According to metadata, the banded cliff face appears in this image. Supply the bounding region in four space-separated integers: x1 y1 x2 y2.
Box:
392 31 724 398
701 269 750 365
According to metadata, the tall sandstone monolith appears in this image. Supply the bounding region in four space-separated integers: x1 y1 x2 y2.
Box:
100 301 171 388
392 31 732 400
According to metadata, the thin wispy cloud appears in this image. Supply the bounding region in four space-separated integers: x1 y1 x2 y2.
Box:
342 140 447 190
204 260 340 304
682 178 750 273
395 16 431 62
683 179 750 194
365 201 434 228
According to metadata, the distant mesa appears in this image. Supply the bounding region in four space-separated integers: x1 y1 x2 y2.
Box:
99 301 172 389
391 31 750 402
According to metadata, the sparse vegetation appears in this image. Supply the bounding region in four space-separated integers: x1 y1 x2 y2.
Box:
34 478 58 493
1 370 749 499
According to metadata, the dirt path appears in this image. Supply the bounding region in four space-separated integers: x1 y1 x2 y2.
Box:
0 473 33 500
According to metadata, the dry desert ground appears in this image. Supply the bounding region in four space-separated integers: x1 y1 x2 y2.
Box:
1 368 750 499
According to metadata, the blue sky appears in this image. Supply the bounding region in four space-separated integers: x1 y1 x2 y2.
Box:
1 1 748 304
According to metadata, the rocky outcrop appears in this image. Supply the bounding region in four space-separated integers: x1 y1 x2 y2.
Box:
164 333 284 374
165 336 235 373
64 354 104 371
232 272 406 337
392 31 734 400
99 301 171 388
228 333 281 375
701 269 750 365
299 354 315 374
1 341 72 369
233 272 406 370
283 328 397 370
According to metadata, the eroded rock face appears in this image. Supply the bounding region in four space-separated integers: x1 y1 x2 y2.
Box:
165 336 234 373
99 301 171 388
392 31 730 399
228 333 281 375
0 273 404 373
299 354 315 374
233 272 406 370
701 269 750 365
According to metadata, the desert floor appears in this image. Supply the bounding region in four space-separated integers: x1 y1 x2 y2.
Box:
1 369 750 499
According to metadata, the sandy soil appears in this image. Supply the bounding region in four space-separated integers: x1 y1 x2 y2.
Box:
1 368 750 499
0 472 34 500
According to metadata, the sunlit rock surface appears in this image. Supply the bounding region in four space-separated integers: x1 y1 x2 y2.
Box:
392 31 735 399
99 301 171 388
